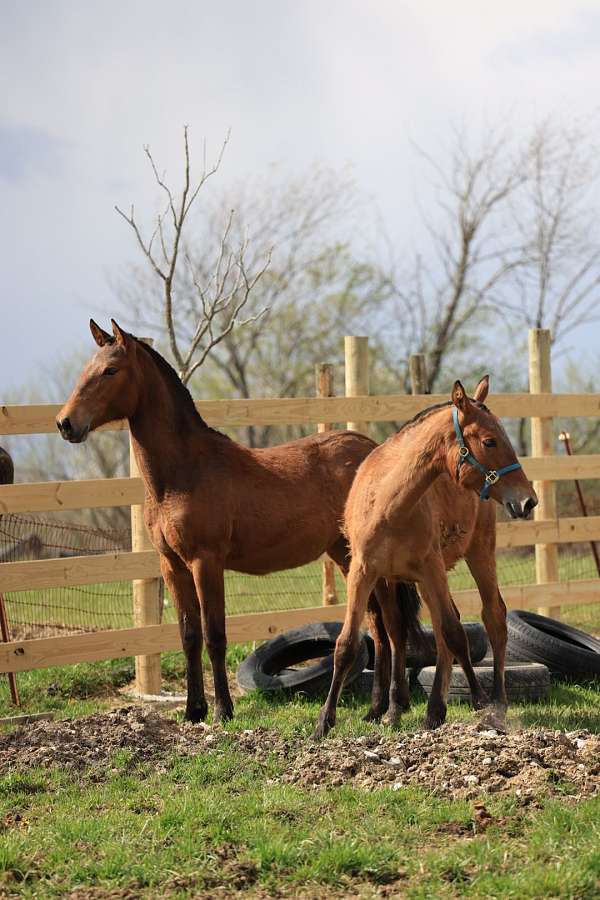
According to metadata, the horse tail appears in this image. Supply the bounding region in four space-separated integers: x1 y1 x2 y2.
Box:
395 581 426 651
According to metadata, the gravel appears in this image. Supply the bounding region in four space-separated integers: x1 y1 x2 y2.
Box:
1 707 598 801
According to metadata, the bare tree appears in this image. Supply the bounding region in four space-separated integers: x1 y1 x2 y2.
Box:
382 117 600 401
115 127 271 384
116 163 386 446
385 126 527 390
503 118 600 343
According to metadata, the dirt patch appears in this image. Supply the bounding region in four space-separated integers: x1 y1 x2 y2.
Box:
0 707 598 801
285 722 600 800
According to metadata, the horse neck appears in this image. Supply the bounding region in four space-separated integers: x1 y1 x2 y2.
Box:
392 407 452 509
127 353 209 501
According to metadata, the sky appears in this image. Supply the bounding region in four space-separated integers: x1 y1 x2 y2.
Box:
2 0 600 395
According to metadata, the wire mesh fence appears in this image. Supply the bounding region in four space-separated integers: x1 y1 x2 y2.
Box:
0 513 599 640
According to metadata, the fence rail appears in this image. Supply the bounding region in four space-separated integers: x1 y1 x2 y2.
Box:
3 391 600 436
3 456 600 517
2 517 600 596
1 576 598 675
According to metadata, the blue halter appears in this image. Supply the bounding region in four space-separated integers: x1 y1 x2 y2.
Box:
452 407 522 500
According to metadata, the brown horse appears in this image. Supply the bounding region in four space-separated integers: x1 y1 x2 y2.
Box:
314 377 538 739
57 319 384 723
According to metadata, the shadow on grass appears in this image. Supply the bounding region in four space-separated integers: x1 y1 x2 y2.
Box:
235 674 600 736
515 679 600 733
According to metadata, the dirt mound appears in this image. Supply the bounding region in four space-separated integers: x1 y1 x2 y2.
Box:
1 708 598 801
0 706 210 775
286 722 600 800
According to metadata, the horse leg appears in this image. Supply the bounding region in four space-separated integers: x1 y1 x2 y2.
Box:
420 559 488 728
159 554 207 723
191 554 234 723
313 558 376 740
377 581 411 727
466 548 509 720
363 594 391 721
326 538 392 723
417 583 453 729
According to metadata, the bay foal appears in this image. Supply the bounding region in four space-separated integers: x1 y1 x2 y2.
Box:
57 319 378 724
314 377 537 738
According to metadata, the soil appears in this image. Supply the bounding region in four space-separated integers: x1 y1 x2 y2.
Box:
0 707 598 801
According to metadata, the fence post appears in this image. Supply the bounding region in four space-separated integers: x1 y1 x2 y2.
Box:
130 337 163 695
344 336 369 434
528 328 560 619
409 353 429 396
315 363 338 606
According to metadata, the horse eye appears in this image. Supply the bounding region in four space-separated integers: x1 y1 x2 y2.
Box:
103 367 118 377
483 438 496 448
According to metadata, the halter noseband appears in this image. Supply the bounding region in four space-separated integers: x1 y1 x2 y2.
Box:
452 407 522 500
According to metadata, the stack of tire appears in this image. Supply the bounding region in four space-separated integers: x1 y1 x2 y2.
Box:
416 611 600 704
236 620 489 696
237 611 600 705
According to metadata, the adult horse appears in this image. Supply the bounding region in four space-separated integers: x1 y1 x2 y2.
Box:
314 377 538 739
57 319 410 723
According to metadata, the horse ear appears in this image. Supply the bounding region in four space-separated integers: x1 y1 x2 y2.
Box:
451 380 469 412
90 319 113 347
110 319 129 348
473 375 490 403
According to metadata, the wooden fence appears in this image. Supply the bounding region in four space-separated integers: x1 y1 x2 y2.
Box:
1 329 599 693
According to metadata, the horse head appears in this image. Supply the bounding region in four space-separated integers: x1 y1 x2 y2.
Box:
56 319 141 443
448 376 538 520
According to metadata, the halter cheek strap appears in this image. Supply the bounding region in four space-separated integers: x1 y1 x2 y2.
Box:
452 407 522 500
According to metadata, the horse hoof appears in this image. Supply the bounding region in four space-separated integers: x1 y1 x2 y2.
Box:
472 692 490 712
478 706 507 733
424 704 446 730
312 712 335 741
382 706 404 728
312 723 330 741
214 702 234 723
362 708 384 723
185 702 208 724
424 715 445 730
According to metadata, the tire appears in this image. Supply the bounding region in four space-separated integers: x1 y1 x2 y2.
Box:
236 621 369 695
418 662 551 703
364 622 488 670
506 610 600 677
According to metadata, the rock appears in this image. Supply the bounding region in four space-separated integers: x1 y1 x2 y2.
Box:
363 749 380 761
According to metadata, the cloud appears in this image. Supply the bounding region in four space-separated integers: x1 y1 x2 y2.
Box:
0 123 68 182
492 8 600 66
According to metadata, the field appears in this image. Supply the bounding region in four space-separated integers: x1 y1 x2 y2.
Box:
1 549 600 897
1 647 599 898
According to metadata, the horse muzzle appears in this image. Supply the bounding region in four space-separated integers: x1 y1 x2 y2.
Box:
56 416 90 444
504 495 538 520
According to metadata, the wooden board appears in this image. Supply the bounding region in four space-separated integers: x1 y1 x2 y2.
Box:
2 454 600 518
3 392 600 435
1 515 600 593
0 579 598 673
0 550 160 592
495 515 600 547
0 477 144 514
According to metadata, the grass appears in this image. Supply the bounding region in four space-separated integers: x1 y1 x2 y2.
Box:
1 551 599 894
0 658 599 897
2 763 599 898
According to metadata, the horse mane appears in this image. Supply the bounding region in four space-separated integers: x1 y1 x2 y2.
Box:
396 397 491 436
129 334 230 439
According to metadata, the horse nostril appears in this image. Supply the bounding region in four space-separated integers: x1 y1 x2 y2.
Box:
58 417 72 437
523 497 537 514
